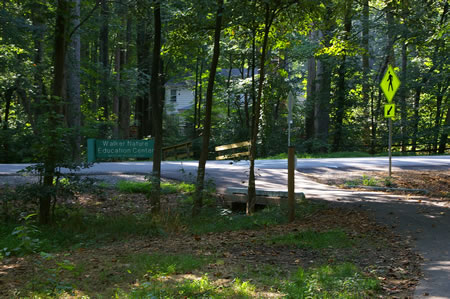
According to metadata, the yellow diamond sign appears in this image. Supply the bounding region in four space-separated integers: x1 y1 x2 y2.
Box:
380 65 401 103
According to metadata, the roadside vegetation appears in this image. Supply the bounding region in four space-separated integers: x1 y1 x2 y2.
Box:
0 179 421 298
303 169 449 200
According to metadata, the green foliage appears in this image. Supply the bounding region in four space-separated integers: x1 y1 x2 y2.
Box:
0 211 162 258
28 252 80 297
116 180 195 195
115 273 256 298
283 263 379 298
345 175 379 187
0 214 42 257
125 253 210 278
270 229 353 249
188 201 324 234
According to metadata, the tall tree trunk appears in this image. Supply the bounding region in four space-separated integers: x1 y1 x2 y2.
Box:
314 51 331 149
226 53 233 118
65 0 81 161
332 0 352 152
113 47 120 138
136 10 151 139
42 0 69 225
193 58 199 137
247 5 274 215
118 11 131 139
305 48 316 140
400 42 408 153
193 0 224 216
243 57 250 129
433 84 445 152
438 107 449 154
150 0 163 214
31 2 47 127
1 88 14 161
362 0 370 152
412 86 421 152
99 0 109 137
119 13 131 139
197 59 204 130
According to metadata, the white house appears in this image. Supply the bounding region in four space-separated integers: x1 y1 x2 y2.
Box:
164 80 194 114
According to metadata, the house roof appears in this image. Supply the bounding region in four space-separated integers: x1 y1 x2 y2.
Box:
165 68 259 87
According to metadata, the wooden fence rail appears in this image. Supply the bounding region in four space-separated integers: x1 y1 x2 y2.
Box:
215 141 250 160
162 141 193 161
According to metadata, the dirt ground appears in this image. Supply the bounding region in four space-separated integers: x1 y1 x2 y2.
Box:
0 185 423 298
302 170 450 200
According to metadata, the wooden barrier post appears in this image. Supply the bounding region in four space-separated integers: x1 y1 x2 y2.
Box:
215 141 250 160
162 141 193 161
288 146 295 222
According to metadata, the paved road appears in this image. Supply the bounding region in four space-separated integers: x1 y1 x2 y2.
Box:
1 155 449 298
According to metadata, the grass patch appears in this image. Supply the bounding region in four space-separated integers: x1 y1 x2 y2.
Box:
284 263 379 298
345 175 382 187
188 201 324 235
270 229 353 249
0 212 162 256
117 180 195 195
125 253 210 278
115 274 256 298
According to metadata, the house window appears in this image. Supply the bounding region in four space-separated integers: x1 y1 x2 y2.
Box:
170 89 177 102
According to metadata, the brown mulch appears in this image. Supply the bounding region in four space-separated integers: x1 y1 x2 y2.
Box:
304 170 450 200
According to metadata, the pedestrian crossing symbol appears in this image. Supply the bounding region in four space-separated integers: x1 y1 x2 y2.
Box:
380 65 401 103
384 104 395 118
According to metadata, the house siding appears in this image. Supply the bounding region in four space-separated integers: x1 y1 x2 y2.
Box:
165 86 194 114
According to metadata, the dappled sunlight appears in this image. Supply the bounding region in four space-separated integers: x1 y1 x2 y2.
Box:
425 261 450 272
0 259 22 275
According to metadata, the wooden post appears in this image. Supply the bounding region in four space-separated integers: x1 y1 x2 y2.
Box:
288 146 295 222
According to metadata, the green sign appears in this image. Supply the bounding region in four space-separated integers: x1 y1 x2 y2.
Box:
380 65 401 103
87 139 154 162
384 104 395 118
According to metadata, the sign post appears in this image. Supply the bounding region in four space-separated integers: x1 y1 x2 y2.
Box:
287 91 295 222
287 92 294 147
380 65 401 177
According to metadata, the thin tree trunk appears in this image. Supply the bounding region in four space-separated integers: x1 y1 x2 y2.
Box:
362 0 370 152
193 58 199 136
150 0 163 214
305 54 316 140
136 5 151 139
412 86 421 152
438 107 449 153
433 84 444 152
332 0 352 152
31 3 47 127
247 5 274 215
113 47 120 138
193 0 224 216
42 0 69 225
197 59 204 129
226 53 233 118
65 0 81 161
400 42 408 153
1 88 14 161
99 0 109 137
314 53 331 148
119 13 131 139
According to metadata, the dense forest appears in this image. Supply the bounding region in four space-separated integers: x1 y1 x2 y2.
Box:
0 0 448 216
1 0 448 162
